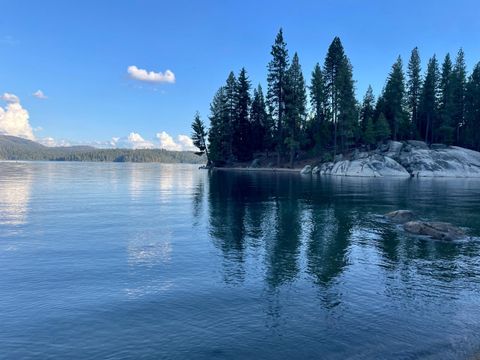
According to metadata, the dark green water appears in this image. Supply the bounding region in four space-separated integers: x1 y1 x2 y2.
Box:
1 162 480 359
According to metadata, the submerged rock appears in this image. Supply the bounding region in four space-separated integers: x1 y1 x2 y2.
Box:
385 210 415 223
300 165 312 175
403 221 465 241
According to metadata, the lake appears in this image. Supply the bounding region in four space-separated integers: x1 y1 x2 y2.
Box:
1 162 480 359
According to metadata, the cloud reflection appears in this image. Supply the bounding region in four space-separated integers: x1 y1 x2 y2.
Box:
0 163 32 226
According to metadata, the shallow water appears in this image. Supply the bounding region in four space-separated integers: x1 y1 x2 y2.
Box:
1 162 480 359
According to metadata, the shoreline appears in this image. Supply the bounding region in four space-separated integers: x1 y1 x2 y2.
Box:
213 166 300 173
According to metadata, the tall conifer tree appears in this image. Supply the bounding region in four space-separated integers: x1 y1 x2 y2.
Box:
464 63 480 149
284 52 307 167
438 53 455 143
232 68 252 161
407 47 422 138
267 29 289 165
419 55 440 143
451 48 467 144
383 56 408 140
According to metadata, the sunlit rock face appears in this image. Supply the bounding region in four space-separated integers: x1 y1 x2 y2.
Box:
317 142 480 178
0 163 32 225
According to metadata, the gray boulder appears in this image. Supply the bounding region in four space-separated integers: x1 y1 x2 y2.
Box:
403 221 465 241
312 165 320 175
397 146 480 177
385 210 415 223
387 141 403 156
319 154 410 177
300 165 312 175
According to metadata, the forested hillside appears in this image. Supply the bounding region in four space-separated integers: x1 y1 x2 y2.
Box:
0 135 205 163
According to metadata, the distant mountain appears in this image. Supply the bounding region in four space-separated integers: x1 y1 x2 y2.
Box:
0 135 205 164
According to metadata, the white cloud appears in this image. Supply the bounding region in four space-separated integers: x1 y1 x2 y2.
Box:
177 134 197 151
33 90 48 99
156 131 180 150
1 93 19 103
156 131 196 151
127 65 175 84
111 132 155 149
0 94 35 140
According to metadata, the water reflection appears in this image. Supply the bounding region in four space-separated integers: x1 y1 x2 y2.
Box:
203 170 480 294
0 162 33 226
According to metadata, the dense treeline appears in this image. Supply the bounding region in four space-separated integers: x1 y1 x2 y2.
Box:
192 29 480 167
0 135 205 163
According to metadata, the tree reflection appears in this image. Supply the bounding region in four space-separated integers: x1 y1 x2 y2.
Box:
265 176 302 288
208 171 247 285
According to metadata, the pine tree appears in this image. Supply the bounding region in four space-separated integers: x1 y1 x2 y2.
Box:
250 85 269 153
191 112 210 163
363 117 376 148
419 55 440 143
284 52 307 167
324 37 356 155
451 48 467 144
308 62 328 153
383 56 408 140
464 62 480 150
360 85 375 133
232 68 252 161
208 87 228 164
310 62 326 126
223 71 237 161
438 53 455 144
407 47 422 139
360 86 376 146
375 113 391 142
337 58 358 152
267 28 289 165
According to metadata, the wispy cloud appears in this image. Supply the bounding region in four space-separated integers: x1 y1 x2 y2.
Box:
127 65 175 84
33 90 48 99
1 93 20 103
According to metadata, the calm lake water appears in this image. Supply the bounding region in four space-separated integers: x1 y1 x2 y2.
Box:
1 162 480 359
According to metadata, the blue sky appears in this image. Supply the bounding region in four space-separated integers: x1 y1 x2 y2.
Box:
1 0 479 149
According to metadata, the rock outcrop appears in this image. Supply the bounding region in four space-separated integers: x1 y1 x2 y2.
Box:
314 142 480 178
397 146 480 177
318 154 410 177
403 221 465 241
300 165 312 175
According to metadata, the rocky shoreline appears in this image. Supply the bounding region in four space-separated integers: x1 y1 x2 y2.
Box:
302 141 480 178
